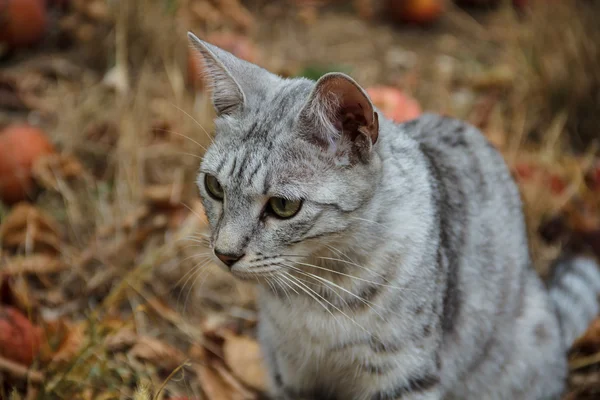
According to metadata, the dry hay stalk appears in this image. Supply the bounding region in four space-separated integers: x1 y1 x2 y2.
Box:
508 0 600 152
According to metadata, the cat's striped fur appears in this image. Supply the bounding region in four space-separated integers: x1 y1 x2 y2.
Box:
188 33 600 400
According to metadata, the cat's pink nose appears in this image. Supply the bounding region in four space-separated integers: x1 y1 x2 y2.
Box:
215 250 244 267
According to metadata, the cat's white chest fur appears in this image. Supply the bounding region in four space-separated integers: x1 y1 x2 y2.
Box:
259 291 368 348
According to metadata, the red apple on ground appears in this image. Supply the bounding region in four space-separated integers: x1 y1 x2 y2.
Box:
0 0 48 48
0 306 41 366
388 0 445 25
0 124 55 204
366 86 422 123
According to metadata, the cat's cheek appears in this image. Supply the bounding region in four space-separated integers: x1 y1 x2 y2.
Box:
200 199 222 232
285 241 313 260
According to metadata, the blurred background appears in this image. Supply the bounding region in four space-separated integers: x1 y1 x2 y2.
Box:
0 0 599 399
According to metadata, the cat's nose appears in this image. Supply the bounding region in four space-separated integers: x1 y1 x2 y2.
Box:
214 250 244 268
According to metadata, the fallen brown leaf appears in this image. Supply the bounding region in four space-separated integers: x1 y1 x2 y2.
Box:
0 203 62 254
189 343 207 363
105 328 138 352
0 74 29 111
51 321 86 364
222 333 268 392
470 65 515 91
1 231 62 254
83 0 110 21
96 205 150 238
129 336 187 372
0 275 37 315
31 153 86 191
198 364 245 400
214 361 258 399
571 318 600 355
84 121 119 149
0 203 61 236
2 254 68 276
143 184 182 209
38 319 86 365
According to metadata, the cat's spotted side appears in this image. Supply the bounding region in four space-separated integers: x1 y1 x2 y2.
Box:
188 32 600 400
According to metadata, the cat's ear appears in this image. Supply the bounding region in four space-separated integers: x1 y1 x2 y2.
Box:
187 32 250 116
299 72 379 153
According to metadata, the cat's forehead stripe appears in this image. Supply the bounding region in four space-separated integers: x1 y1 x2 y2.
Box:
241 80 310 144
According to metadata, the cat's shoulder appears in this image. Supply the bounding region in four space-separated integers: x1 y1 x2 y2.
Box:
395 113 504 166
400 113 487 147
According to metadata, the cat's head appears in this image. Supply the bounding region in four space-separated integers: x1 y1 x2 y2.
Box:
189 32 382 280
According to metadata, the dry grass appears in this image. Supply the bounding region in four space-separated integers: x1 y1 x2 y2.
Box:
507 0 600 152
0 0 599 399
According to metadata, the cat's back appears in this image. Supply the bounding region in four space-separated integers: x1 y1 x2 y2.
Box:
381 113 546 394
388 112 524 227
389 112 529 277
376 113 528 263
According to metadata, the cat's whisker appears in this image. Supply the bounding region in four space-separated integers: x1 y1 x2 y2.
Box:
179 245 211 253
283 259 415 292
153 127 209 152
180 237 211 245
349 216 389 228
178 232 210 238
271 275 287 301
172 265 200 291
177 253 212 266
323 244 354 262
280 272 342 326
185 236 211 243
276 274 299 297
265 275 277 294
283 264 388 322
186 232 210 238
178 245 212 252
321 245 384 276
316 256 390 281
176 151 205 160
270 275 287 299
169 103 214 144
281 270 370 335
182 260 215 316
172 256 212 289
318 246 393 284
178 233 207 240
177 259 212 310
181 202 210 225
285 265 353 310
179 236 211 246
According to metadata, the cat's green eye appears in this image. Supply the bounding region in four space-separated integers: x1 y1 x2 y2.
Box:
268 197 302 219
205 174 224 200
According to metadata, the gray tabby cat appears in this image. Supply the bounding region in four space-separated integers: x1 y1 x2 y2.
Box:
187 32 600 400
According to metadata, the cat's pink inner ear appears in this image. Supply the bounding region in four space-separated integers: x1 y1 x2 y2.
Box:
316 74 379 145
